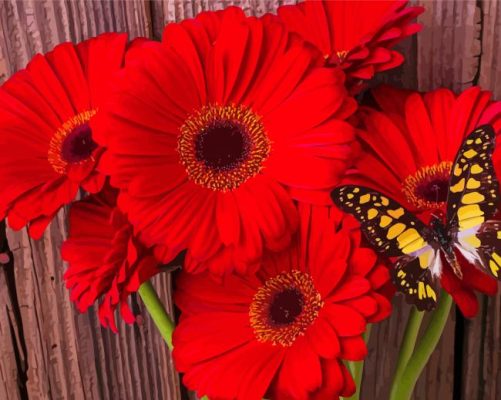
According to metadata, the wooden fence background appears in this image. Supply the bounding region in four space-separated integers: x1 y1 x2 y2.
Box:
0 1 500 399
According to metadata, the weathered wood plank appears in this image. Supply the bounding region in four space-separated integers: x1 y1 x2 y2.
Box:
149 0 297 39
479 0 501 98
0 1 180 399
0 221 25 400
416 0 480 92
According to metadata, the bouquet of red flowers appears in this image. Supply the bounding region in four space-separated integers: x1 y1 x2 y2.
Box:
1 1 500 399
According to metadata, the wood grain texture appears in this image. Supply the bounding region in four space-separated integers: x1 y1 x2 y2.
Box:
1 1 501 400
478 0 501 97
149 0 296 39
416 0 481 92
0 1 179 399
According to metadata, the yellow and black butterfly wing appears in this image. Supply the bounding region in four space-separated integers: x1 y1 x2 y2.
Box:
471 221 501 279
446 125 501 279
332 185 434 257
446 125 498 232
394 256 438 311
332 185 440 310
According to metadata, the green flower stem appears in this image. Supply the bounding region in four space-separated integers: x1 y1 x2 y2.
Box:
344 324 372 400
138 281 175 350
389 307 425 400
390 292 453 400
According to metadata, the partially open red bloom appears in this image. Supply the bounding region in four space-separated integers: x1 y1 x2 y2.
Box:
277 0 423 91
95 7 357 276
345 85 501 317
0 33 132 239
62 188 159 332
173 205 392 400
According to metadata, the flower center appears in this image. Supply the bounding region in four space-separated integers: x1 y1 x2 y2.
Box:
61 124 97 164
402 161 452 210
194 120 251 171
249 270 323 347
269 288 304 325
48 110 98 174
178 104 270 191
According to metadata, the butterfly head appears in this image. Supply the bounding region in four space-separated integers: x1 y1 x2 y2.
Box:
429 209 446 230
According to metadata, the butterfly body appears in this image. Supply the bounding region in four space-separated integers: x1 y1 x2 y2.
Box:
332 125 500 310
428 214 463 279
429 214 448 248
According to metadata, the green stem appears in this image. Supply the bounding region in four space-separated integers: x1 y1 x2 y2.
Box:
138 281 175 350
389 308 424 400
344 324 372 400
391 292 453 400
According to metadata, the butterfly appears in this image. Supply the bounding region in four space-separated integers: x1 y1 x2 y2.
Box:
331 125 500 311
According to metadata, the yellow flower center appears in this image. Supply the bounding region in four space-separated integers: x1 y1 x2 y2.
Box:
249 270 323 347
177 104 270 191
402 161 452 210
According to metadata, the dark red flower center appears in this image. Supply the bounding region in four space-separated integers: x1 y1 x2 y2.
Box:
48 109 98 174
402 161 452 210
61 123 98 164
269 288 304 325
178 104 270 191
415 178 449 203
249 270 323 347
195 120 251 171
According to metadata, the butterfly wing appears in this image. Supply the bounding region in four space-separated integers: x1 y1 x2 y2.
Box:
332 185 440 310
394 256 440 311
447 125 498 230
469 221 501 279
446 125 501 279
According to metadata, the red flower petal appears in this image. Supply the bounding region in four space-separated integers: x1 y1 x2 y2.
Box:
310 359 345 399
96 8 356 276
273 336 322 399
328 276 372 302
62 187 160 329
306 312 341 359
173 207 389 399
0 33 129 237
278 0 423 90
340 362 356 397
340 336 368 361
325 304 367 337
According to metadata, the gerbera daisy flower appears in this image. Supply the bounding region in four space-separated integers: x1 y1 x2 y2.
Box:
0 33 132 239
277 0 424 92
61 187 160 332
172 205 392 400
344 85 501 317
94 7 357 275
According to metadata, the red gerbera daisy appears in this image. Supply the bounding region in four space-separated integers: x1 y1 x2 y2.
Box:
277 0 423 92
172 205 392 400
0 33 132 239
95 7 357 275
61 187 159 332
345 85 501 317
